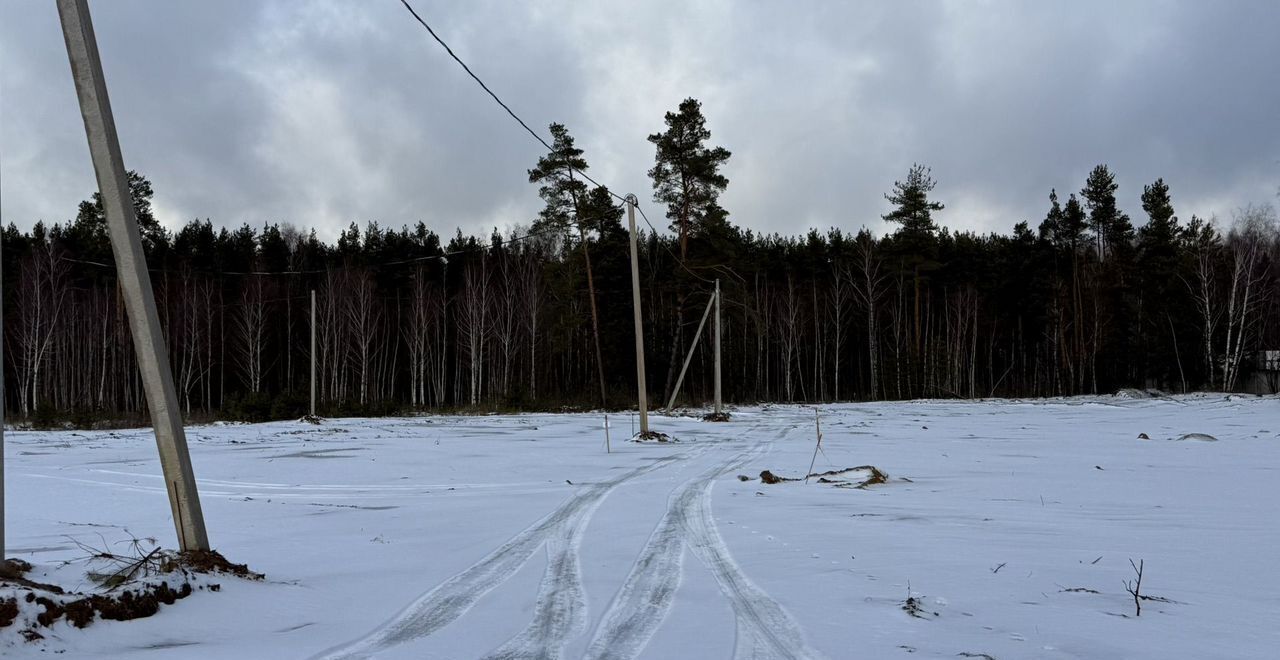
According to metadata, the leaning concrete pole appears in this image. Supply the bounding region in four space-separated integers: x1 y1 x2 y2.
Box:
1 203 5 559
664 292 715 412
626 195 649 434
57 0 210 551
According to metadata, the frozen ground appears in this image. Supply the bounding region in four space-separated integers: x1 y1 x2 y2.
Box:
3 394 1279 659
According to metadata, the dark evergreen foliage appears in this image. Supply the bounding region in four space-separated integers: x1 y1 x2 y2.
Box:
3 151 1276 424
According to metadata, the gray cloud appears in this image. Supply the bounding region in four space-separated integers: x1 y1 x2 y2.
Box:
2 0 1277 242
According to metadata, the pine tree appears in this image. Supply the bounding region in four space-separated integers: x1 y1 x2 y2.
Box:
1061 194 1088 252
647 97 731 261
647 98 731 403
1136 179 1192 389
881 164 945 396
528 123 589 231
882 164 944 239
1080 164 1133 260
1038 189 1064 243
527 122 609 407
1139 178 1178 247
68 170 167 260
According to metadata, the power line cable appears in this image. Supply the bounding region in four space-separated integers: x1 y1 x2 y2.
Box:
633 202 715 284
396 0 628 205
52 2 717 287
398 0 727 291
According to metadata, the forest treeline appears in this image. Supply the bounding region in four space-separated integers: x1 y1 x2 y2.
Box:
5 98 1278 424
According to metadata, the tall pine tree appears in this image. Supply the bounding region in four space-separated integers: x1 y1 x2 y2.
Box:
647 98 731 261
528 122 610 407
647 98 731 403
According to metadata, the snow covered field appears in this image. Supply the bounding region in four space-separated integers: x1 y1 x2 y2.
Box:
3 394 1279 659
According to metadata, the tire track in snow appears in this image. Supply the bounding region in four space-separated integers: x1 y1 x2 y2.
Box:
479 429 768 660
686 462 825 660
313 448 704 660
478 500 593 660
585 423 824 660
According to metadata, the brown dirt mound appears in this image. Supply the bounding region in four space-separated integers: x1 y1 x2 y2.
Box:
0 560 64 595
632 430 675 443
0 560 33 581
814 465 889 488
0 598 18 628
20 579 196 630
2 549 261 641
759 470 795 484
758 465 890 489
165 550 264 580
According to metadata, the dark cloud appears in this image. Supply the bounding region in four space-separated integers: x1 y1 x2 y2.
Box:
2 0 1277 241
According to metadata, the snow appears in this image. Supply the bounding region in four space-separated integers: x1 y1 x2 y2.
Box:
3 394 1279 658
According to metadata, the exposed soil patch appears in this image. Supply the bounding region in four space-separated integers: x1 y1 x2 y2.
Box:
759 470 788 484
0 561 64 594
168 550 264 581
813 465 889 488
703 411 731 422
758 465 891 489
632 430 675 443
902 593 938 619
0 598 18 628
29 580 194 628
1 548 261 642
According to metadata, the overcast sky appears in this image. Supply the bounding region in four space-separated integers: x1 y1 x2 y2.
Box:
2 0 1278 242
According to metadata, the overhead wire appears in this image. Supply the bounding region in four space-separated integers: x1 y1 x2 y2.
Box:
633 202 715 285
397 0 627 206
397 0 729 291
57 2 714 288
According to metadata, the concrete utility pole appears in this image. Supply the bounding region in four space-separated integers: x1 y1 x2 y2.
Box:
310 289 317 418
58 0 210 551
1 206 6 560
714 278 723 416
626 195 649 435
